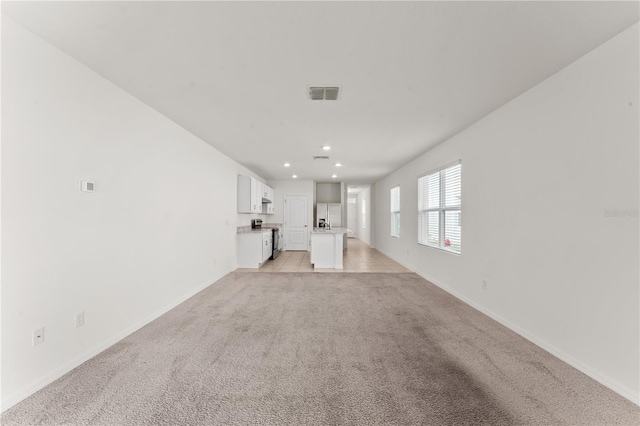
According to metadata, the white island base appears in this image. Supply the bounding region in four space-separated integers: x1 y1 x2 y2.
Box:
310 228 348 269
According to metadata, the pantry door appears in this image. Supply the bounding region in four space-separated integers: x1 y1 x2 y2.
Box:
284 195 308 251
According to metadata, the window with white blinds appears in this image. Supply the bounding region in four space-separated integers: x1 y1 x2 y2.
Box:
390 186 400 237
417 161 461 253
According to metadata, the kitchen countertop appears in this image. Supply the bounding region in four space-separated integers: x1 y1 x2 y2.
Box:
311 227 349 234
237 228 274 234
237 223 282 234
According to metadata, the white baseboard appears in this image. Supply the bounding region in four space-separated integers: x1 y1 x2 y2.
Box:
380 251 414 272
4 263 638 410
418 271 639 405
1 277 222 412
379 249 639 406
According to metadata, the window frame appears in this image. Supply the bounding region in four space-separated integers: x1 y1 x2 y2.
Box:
390 186 400 238
417 160 462 254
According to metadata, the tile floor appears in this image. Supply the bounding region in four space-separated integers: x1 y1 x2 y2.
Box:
237 238 413 273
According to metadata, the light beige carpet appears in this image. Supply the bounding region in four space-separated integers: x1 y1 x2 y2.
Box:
3 272 639 425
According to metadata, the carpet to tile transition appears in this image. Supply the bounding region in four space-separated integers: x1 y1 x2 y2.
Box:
2 272 639 425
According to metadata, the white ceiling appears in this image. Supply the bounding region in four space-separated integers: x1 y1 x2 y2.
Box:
3 1 638 184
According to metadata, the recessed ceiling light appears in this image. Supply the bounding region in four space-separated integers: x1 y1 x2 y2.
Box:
335 163 342 167
283 163 290 167
322 146 331 151
332 174 338 178
292 174 298 179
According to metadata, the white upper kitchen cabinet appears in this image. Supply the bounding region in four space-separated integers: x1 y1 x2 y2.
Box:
238 175 263 213
263 202 274 214
262 184 274 203
261 184 274 213
253 179 264 213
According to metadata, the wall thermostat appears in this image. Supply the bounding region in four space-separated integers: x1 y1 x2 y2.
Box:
80 180 95 192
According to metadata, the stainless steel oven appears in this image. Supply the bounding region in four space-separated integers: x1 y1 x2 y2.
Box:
270 227 280 260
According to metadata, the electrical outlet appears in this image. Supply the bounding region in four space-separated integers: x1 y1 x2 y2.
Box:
75 311 85 328
482 280 488 290
213 258 217 266
33 327 44 346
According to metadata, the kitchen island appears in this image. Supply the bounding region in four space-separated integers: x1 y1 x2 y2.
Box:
310 227 349 269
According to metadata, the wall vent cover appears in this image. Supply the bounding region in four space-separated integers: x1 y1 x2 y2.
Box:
313 156 330 160
309 86 340 100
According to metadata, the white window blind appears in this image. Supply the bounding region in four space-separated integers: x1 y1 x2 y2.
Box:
390 186 400 237
418 161 461 253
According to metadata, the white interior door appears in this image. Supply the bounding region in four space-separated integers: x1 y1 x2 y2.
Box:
284 195 308 251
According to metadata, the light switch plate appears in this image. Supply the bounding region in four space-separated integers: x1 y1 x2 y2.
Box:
75 311 85 328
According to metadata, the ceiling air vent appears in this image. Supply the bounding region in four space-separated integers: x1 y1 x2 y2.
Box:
309 86 340 101
313 156 330 160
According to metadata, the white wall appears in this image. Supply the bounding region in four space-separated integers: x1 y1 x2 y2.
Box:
316 183 341 203
340 182 347 231
347 195 359 236
356 186 372 246
0 16 264 409
315 182 341 226
374 23 639 403
267 179 315 250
